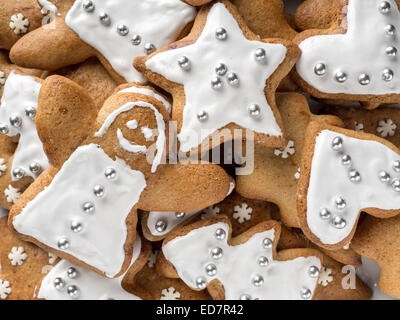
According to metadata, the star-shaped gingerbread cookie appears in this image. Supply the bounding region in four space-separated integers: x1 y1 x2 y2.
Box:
135 0 300 153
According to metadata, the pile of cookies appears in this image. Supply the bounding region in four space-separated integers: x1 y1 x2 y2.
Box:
0 0 399 300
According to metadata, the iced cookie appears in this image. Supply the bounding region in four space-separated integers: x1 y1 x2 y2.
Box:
10 0 197 84
135 0 301 153
293 0 400 109
156 216 323 300
298 121 400 250
0 72 50 210
8 75 232 278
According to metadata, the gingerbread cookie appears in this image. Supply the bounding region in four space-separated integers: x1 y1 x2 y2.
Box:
294 0 338 31
298 121 400 250
352 215 400 299
293 0 400 109
8 75 232 278
141 190 271 241
135 0 301 153
231 0 297 40
157 216 323 300
50 57 118 109
10 0 197 83
0 71 49 210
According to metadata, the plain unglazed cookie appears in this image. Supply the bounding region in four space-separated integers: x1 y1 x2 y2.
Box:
156 216 323 300
8 75 232 278
10 0 197 84
50 57 118 109
292 0 400 110
135 0 301 153
298 121 400 250
351 215 400 299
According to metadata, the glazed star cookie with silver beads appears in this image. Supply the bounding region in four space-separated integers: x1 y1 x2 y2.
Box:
135 0 300 153
10 0 197 84
8 76 232 278
157 217 323 300
298 121 400 250
293 0 400 109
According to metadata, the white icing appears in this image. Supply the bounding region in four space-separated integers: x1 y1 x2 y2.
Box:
37 236 142 300
356 257 396 300
117 128 147 154
12 144 146 277
126 120 138 130
65 0 196 83
146 3 287 152
118 86 172 114
0 72 49 181
147 211 200 237
307 129 400 245
162 222 321 300
94 101 165 173
296 0 400 95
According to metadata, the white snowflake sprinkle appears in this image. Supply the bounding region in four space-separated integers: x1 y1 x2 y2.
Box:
8 247 27 266
354 121 364 132
160 287 181 300
48 252 57 264
232 202 253 224
0 72 5 86
318 267 333 287
294 167 301 180
0 159 7 176
0 280 11 299
9 14 29 35
147 250 158 268
376 119 396 137
274 140 295 159
201 205 220 220
4 185 21 203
